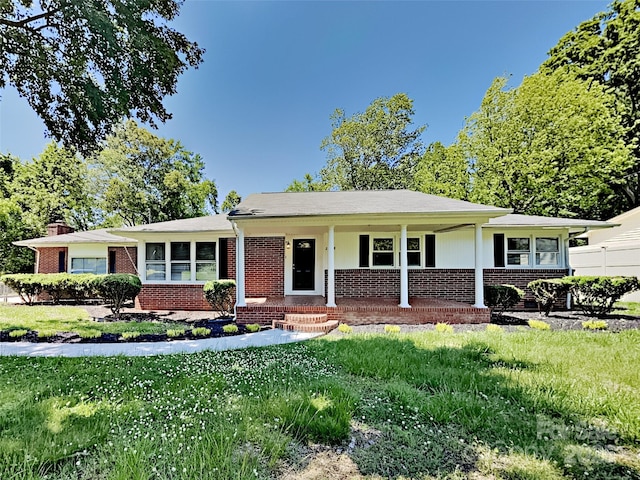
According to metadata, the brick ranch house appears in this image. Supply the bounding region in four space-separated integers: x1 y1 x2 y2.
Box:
15 190 613 326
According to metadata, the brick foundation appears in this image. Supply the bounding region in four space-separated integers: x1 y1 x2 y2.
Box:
136 284 212 311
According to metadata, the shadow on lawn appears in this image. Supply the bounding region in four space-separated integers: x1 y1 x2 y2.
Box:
305 335 638 479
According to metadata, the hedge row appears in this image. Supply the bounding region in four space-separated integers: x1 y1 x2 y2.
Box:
527 276 640 316
0 273 141 318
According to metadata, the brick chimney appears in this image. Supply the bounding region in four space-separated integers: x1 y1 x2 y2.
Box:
47 222 75 236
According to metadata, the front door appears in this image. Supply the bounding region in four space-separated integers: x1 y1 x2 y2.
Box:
293 239 315 290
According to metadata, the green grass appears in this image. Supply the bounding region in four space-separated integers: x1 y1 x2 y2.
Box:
1 330 639 479
0 304 190 337
614 301 640 316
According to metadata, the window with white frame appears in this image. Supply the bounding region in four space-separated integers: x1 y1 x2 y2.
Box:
505 236 560 267
407 237 421 266
71 257 106 274
171 242 191 281
535 238 559 266
146 243 166 280
372 238 394 266
195 242 216 281
507 238 531 266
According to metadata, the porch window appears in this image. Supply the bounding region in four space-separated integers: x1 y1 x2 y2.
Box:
372 238 394 266
535 238 559 266
407 237 421 266
146 243 166 280
71 257 106 274
507 238 530 266
195 242 217 281
171 242 191 281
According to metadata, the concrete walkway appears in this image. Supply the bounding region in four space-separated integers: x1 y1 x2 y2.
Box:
0 329 324 357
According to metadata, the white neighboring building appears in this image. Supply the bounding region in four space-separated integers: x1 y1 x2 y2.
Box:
570 206 640 302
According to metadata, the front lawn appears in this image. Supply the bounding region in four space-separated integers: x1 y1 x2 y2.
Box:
615 301 640 316
0 304 190 338
1 329 639 479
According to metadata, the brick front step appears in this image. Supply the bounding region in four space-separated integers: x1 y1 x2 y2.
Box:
283 313 328 324
273 319 339 334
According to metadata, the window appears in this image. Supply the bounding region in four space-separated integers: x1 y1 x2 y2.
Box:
146 243 166 280
503 236 561 267
171 242 191 281
372 238 394 266
407 237 421 266
536 238 559 266
195 242 216 281
507 238 530 266
71 258 106 274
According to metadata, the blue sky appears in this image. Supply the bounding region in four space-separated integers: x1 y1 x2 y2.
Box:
0 0 609 203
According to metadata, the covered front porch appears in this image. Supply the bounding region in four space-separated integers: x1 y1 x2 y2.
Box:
235 295 490 326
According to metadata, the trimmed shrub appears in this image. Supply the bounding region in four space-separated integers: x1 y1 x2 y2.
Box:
0 273 101 304
563 276 640 316
222 324 239 334
337 323 353 334
95 274 142 320
192 327 211 337
582 320 608 330
9 329 28 338
528 279 569 316
384 325 401 334
79 329 102 339
484 284 525 318
528 319 551 330
1 274 46 305
245 324 261 333
486 324 503 333
167 329 186 338
203 280 236 318
120 331 140 340
435 322 454 333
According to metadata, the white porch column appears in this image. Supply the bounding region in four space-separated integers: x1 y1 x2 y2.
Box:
473 223 486 308
235 226 246 307
399 224 411 308
326 225 336 307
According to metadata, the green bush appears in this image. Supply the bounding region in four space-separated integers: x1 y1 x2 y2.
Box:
582 320 608 330
245 323 261 333
191 327 211 337
120 331 140 340
95 274 142 320
563 276 640 316
203 280 236 318
337 323 353 334
435 322 454 333
79 329 102 339
384 325 401 334
167 329 186 338
222 324 239 334
484 284 525 318
9 329 28 338
528 279 569 316
486 324 503 333
0 273 101 304
528 319 551 330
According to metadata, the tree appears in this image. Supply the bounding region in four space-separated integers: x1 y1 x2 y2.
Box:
319 93 426 190
460 72 632 219
416 142 469 200
542 0 640 209
286 173 330 192
221 190 241 213
0 0 204 154
11 143 95 230
94 120 217 226
0 198 38 273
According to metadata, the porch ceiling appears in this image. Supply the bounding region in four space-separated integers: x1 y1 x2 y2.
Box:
242 223 474 236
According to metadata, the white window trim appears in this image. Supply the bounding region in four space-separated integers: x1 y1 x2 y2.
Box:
70 257 107 275
143 241 219 284
504 235 562 268
369 235 423 269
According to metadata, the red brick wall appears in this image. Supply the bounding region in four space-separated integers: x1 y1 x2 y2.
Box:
245 237 284 297
37 247 67 273
483 268 569 309
108 246 138 274
332 269 475 303
136 284 212 311
224 237 236 280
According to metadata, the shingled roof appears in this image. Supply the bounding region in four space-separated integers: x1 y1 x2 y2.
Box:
229 190 510 218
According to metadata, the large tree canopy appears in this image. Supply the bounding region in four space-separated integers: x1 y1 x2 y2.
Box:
416 142 469 200
319 93 426 190
542 0 640 208
0 0 204 154
93 120 217 226
460 72 632 219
